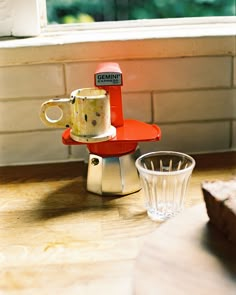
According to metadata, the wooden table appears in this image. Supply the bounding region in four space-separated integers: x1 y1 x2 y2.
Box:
0 152 235 295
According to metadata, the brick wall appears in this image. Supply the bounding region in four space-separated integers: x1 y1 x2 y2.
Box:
0 35 235 166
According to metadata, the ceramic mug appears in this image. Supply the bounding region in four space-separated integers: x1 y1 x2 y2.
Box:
40 87 116 143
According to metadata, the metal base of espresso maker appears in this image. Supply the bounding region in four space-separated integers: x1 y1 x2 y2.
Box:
87 148 141 195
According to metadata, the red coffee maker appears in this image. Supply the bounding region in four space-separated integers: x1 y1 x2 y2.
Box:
62 62 161 195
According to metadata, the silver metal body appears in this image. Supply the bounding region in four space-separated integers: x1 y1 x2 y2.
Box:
87 148 141 195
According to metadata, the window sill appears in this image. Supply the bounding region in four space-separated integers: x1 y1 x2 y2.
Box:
0 17 236 66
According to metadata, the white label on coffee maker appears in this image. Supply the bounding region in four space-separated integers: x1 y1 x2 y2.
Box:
95 72 122 86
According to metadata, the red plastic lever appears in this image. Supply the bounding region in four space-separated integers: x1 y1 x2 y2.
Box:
94 63 124 127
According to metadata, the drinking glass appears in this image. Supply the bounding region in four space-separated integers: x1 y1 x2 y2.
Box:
135 151 195 221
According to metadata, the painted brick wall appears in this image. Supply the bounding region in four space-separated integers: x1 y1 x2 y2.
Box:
0 39 235 166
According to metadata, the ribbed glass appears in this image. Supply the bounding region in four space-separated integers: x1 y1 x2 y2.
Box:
136 151 195 221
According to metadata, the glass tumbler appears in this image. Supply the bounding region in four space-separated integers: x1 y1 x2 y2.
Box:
135 151 195 221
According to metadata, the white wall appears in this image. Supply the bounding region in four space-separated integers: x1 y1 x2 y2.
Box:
0 32 235 166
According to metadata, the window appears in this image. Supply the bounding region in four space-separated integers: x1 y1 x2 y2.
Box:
46 0 236 25
0 0 235 37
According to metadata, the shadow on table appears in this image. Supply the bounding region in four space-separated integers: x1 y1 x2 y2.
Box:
28 179 126 221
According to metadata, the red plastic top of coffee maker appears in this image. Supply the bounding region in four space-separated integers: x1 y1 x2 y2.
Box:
62 119 161 157
62 62 161 157
94 62 123 86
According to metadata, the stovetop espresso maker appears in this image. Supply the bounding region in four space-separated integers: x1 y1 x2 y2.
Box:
40 62 161 195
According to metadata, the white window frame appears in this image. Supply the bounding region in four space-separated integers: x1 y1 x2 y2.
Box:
0 0 46 37
0 0 236 39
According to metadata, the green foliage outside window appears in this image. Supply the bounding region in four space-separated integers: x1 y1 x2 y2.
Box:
46 0 236 24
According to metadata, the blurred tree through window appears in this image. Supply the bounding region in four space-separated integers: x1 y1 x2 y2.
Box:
46 0 236 24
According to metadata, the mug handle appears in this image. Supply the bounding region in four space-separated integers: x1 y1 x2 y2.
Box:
40 98 72 128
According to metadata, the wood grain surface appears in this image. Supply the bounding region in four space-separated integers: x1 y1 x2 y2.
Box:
0 152 235 295
134 204 236 295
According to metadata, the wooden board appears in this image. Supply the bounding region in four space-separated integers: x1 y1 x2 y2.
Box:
134 204 236 295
